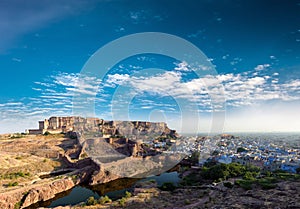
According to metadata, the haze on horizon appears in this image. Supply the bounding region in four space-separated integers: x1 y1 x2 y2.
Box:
0 0 299 134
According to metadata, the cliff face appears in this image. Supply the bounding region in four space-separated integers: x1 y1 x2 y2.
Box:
78 119 178 138
22 178 75 208
73 120 180 184
0 178 75 209
111 121 178 140
2 118 180 208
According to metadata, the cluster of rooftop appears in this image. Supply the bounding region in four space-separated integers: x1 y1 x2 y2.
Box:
186 134 300 173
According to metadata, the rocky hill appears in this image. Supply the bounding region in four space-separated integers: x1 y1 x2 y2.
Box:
0 119 181 209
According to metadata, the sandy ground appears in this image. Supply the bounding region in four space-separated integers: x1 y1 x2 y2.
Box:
0 134 74 192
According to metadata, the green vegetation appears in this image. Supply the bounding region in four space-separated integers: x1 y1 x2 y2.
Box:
272 170 300 181
7 181 18 187
235 179 254 190
119 197 127 207
98 195 112 204
235 177 277 190
159 182 176 191
0 171 30 179
201 163 258 181
258 178 277 190
243 171 257 180
181 161 300 192
125 191 132 198
86 196 98 206
14 201 21 209
84 195 112 206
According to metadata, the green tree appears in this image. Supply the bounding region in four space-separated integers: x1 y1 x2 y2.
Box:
243 171 256 180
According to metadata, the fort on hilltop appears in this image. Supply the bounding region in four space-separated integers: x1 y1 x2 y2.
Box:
27 116 100 135
26 116 178 139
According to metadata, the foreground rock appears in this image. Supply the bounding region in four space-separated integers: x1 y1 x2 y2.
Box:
71 180 300 209
0 178 74 209
22 178 75 208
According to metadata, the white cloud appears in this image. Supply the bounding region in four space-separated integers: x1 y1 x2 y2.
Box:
50 72 101 96
247 76 265 86
254 64 270 71
283 79 300 91
102 67 300 113
106 73 130 87
174 61 190 71
1 67 300 133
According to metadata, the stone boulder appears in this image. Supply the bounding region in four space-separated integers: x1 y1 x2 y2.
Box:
21 178 74 208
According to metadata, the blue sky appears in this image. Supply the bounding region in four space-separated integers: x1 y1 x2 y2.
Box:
0 0 299 133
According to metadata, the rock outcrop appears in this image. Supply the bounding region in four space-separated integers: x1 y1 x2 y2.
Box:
0 189 24 209
0 178 74 209
2 118 180 208
89 166 121 185
74 118 178 140
21 178 75 208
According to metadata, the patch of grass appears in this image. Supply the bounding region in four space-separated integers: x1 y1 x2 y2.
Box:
243 171 258 180
7 181 18 187
259 177 277 184
14 201 21 209
275 172 296 180
125 191 132 198
86 196 97 206
259 182 277 190
99 195 112 204
294 174 300 180
1 172 30 179
257 177 277 189
236 176 278 190
119 197 127 207
235 179 254 190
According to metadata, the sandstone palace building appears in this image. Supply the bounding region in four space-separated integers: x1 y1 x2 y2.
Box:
27 116 101 135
